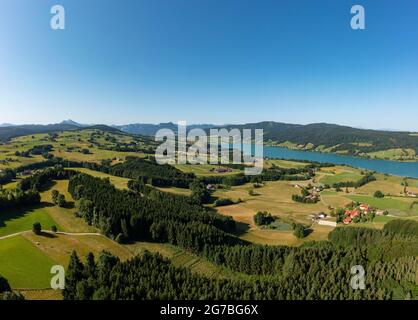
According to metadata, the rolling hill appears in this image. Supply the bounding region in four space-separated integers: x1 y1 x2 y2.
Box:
1 120 417 160
114 121 418 158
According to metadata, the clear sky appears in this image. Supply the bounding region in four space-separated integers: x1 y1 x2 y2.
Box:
0 0 417 130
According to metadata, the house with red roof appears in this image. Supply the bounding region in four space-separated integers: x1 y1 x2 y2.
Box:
343 216 352 224
359 204 369 212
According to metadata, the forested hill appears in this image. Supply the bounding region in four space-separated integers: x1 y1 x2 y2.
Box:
0 123 79 141
220 122 418 152
0 123 121 141
115 121 418 156
1 120 417 156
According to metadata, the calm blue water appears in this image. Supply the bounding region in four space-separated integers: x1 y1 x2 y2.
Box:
263 146 418 178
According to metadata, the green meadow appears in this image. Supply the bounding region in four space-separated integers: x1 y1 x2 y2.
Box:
346 195 418 216
320 171 363 185
0 205 58 237
0 235 56 288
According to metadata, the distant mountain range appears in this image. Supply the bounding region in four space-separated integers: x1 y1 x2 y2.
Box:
0 120 416 156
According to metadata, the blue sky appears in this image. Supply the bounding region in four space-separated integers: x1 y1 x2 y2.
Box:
0 0 417 130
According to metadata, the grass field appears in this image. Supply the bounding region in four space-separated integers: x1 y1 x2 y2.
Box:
319 171 363 185
0 235 56 289
68 168 131 189
264 159 308 169
23 232 133 267
175 164 242 176
0 205 59 237
366 148 416 161
156 186 192 196
346 195 418 216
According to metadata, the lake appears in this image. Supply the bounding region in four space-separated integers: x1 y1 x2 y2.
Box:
263 146 418 178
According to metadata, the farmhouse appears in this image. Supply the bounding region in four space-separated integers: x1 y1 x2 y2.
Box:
359 204 370 212
343 216 352 224
345 209 360 218
341 203 383 225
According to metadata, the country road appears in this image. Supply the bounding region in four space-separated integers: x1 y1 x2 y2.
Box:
0 230 102 241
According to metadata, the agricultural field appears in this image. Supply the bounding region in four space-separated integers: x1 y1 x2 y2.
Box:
213 180 336 245
212 165 418 245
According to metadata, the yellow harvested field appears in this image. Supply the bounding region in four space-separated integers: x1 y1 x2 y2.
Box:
213 180 343 246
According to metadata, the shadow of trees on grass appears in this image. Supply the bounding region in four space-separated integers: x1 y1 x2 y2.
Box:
0 202 54 229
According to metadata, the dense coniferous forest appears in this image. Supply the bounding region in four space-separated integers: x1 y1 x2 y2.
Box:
383 220 418 238
68 173 237 245
64 243 417 300
107 157 195 188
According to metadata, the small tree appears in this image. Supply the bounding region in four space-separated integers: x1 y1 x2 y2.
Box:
32 222 42 235
51 190 59 203
51 225 58 233
56 194 66 207
374 190 384 198
293 224 307 239
254 211 274 226
0 276 11 293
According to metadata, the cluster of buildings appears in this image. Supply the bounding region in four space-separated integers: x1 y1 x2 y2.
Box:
343 203 386 224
